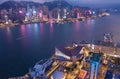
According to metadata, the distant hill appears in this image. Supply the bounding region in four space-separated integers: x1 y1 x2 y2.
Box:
0 1 43 9
43 0 72 10
0 0 72 10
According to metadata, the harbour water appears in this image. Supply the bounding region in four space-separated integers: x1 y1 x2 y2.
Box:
0 13 120 78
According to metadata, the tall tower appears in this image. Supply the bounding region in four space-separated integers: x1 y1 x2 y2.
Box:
90 53 101 79
63 8 67 19
57 0 62 21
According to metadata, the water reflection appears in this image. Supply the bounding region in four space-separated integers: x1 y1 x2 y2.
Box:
21 25 26 36
49 23 54 40
6 27 12 43
91 19 95 25
33 23 40 42
74 20 80 32
86 20 91 29
20 25 28 48
34 23 39 33
50 23 53 33
27 24 33 35
40 23 44 34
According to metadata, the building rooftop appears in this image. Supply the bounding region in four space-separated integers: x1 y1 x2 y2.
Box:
56 45 83 58
90 53 101 62
78 69 87 79
51 71 65 79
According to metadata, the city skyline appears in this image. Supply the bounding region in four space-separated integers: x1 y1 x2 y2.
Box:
0 0 120 79
0 0 120 8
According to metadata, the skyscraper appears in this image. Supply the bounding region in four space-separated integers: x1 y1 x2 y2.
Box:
57 0 62 21
90 53 101 79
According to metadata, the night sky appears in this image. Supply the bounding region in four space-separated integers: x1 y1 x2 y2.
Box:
0 0 120 8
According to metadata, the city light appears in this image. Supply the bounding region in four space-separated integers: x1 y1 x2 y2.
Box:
19 10 23 14
77 12 80 18
33 10 36 14
26 13 30 16
4 15 7 18
39 12 42 18
89 10 92 14
93 11 95 14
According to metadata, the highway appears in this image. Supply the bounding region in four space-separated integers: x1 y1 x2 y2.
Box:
46 64 60 77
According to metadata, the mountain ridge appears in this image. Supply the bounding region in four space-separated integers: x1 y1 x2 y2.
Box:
0 0 74 10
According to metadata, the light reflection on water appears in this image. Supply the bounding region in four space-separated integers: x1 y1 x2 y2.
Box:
0 13 120 78
20 25 28 48
6 27 12 43
40 23 44 34
50 23 53 33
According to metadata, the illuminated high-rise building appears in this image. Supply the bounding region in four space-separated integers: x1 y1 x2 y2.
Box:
57 9 61 21
63 8 67 19
57 0 62 21
43 6 49 20
77 12 80 18
90 53 101 79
